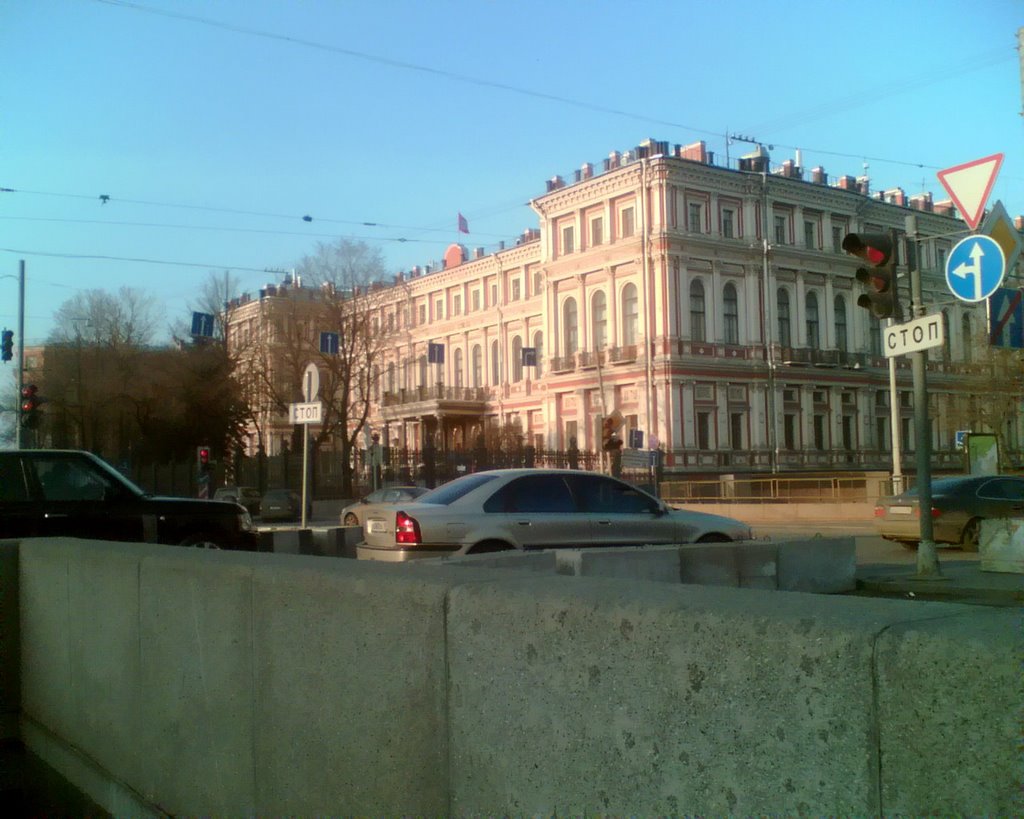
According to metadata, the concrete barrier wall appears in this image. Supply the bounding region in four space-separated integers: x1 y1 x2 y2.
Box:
15 538 1021 816
0 541 18 739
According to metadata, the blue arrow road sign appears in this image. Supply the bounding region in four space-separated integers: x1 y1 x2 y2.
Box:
987 287 1024 349
945 235 1006 302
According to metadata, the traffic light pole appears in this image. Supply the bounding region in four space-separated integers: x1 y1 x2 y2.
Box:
16 261 25 450
905 219 944 580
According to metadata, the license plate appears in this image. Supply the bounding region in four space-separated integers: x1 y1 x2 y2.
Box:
889 505 913 515
368 520 387 534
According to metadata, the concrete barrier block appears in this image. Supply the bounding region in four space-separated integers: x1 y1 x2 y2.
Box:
875 609 1023 815
63 540 152 787
678 543 739 586
446 576 962 815
980 518 1024 573
777 537 857 593
265 528 312 555
736 542 778 589
249 558 458 815
560 546 681 583
136 549 260 814
443 551 558 572
0 541 19 739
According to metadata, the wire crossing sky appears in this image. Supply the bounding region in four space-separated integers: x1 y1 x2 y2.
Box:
2 0 1021 344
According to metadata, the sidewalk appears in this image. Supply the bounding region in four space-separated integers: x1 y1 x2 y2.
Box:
856 559 1024 607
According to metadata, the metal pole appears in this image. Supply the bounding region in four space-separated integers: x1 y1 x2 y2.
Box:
887 332 903 493
16 260 25 450
903 220 944 579
301 421 309 528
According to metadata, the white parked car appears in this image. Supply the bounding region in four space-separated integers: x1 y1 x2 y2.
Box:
357 468 752 561
340 485 428 527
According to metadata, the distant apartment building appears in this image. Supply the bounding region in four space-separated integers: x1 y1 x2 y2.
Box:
226 138 1023 476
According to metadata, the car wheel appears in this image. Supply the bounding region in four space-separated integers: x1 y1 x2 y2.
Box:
960 518 982 552
695 533 732 543
343 512 359 526
180 533 222 550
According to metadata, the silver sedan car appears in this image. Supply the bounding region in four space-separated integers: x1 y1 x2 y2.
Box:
357 468 752 561
340 485 428 527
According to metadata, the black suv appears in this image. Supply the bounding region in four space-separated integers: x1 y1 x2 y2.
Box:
0 449 259 551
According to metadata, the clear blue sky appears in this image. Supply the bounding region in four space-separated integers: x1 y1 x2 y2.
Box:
2 0 1021 346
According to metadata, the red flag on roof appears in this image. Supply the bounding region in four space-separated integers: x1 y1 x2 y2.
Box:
457 212 469 234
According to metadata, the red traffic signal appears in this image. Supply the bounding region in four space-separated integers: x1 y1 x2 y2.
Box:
842 232 900 320
196 446 211 468
20 384 40 428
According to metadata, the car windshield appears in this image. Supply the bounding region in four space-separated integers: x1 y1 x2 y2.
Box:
264 490 291 500
417 473 499 506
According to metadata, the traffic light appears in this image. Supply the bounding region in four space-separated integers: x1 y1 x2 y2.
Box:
196 445 211 472
841 231 901 320
20 384 40 429
1 329 12 362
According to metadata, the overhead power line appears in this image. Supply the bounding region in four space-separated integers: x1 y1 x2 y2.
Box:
92 0 1017 175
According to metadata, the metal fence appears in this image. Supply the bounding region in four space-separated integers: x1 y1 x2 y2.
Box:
659 474 893 505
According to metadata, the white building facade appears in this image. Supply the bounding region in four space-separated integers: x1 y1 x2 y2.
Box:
231 139 1023 478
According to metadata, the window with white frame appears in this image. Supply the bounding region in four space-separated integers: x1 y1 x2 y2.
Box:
472 345 482 387
688 202 703 233
723 283 739 345
834 295 848 352
591 216 603 246
777 288 792 347
490 339 500 385
621 283 638 346
561 225 575 255
621 207 635 238
511 278 521 301
774 212 790 245
591 290 607 350
453 348 463 387
721 208 735 239
690 279 706 342
511 336 523 382
533 330 544 377
453 294 462 316
563 298 579 355
471 290 480 312
806 291 820 348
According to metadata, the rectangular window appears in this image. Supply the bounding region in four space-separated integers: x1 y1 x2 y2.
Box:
688 202 703 233
813 414 826 450
876 416 888 450
621 207 635 238
722 208 735 239
511 279 521 301
490 283 498 306
832 226 843 252
561 225 575 255
533 270 542 295
774 215 788 245
696 412 711 450
729 413 743 450
591 216 603 246
452 294 462 316
784 414 797 449
418 304 426 325
435 299 443 320
472 290 481 312
804 220 817 249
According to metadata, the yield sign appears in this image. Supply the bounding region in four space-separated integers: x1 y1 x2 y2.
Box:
936 153 1004 230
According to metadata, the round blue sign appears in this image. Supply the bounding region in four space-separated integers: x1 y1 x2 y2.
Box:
945 235 1006 303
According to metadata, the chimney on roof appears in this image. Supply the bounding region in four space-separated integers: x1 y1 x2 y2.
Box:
884 188 907 207
934 200 957 217
837 175 857 190
678 141 707 163
909 193 933 212
605 151 621 171
811 167 827 185
474 247 485 259
856 176 869 196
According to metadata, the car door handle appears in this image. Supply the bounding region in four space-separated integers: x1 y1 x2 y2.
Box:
44 513 69 519
596 520 612 526
515 520 532 527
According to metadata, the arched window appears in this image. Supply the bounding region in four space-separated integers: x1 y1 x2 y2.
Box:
962 314 973 363
690 279 706 342
621 283 638 346
723 283 739 345
512 336 523 382
591 290 608 350
777 288 791 347
533 331 544 377
490 339 500 385
806 291 820 348
834 295 848 352
472 344 482 388
563 298 579 355
453 348 463 388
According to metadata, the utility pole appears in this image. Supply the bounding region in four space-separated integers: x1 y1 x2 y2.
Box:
905 216 944 580
16 261 25 450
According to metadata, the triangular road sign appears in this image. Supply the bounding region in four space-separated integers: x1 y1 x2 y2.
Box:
936 153 1004 230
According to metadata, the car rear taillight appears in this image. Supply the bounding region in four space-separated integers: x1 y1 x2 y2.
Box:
930 507 942 519
874 506 885 518
395 511 422 545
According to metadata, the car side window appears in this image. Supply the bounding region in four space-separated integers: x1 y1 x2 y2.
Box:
34 457 111 502
982 479 1024 501
571 474 658 514
0 456 31 502
485 476 576 513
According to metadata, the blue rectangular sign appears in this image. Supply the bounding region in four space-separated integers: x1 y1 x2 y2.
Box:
320 332 339 355
191 312 215 338
428 342 445 364
987 287 1024 349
